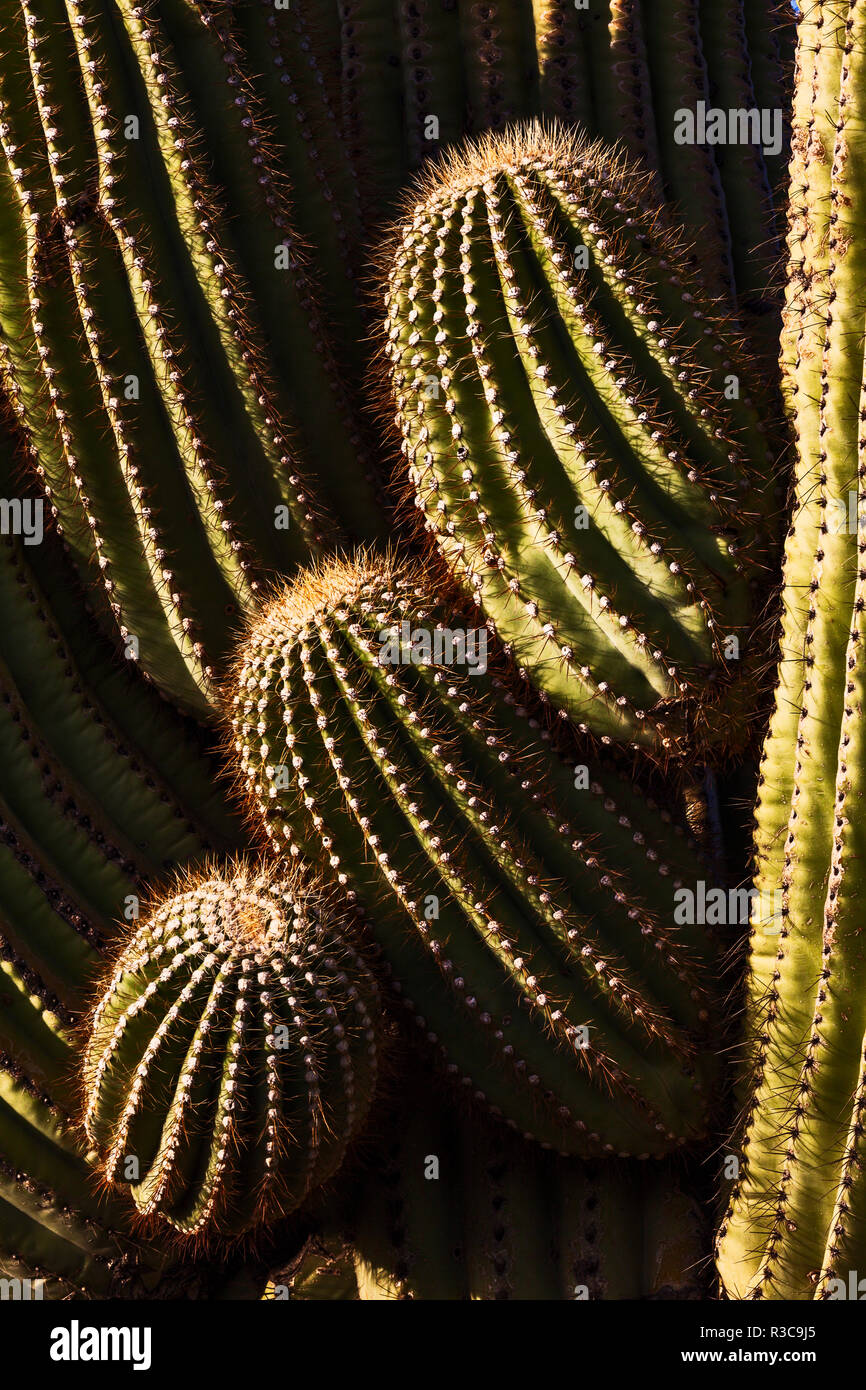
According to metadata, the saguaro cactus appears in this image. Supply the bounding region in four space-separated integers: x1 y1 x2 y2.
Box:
346 1069 709 1300
716 2 866 1300
84 866 381 1239
231 553 719 1158
0 0 386 717
382 124 775 754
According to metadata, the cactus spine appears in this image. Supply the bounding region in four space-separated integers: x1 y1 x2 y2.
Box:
232 553 719 1158
716 3 866 1300
383 124 774 753
84 866 381 1239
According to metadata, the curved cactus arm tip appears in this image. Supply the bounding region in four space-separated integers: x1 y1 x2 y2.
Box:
82 862 382 1241
380 121 776 758
230 550 721 1162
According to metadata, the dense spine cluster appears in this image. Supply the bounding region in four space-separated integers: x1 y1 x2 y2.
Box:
231 554 719 1158
383 125 774 753
716 4 866 1300
84 867 381 1239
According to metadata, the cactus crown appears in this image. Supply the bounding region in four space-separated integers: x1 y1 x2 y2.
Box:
83 864 381 1242
381 121 775 755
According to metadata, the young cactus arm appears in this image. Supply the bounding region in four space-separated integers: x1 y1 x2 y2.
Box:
83 868 381 1239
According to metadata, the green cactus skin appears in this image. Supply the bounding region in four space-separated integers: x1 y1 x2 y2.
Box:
309 1070 708 1300
716 3 866 1300
531 0 594 133
232 553 719 1159
0 0 388 716
84 866 381 1239
382 124 774 754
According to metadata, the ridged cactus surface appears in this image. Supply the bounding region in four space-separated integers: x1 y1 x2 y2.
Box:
716 2 866 1300
84 866 381 1238
0 0 386 718
382 126 775 754
231 554 718 1158
346 1077 708 1300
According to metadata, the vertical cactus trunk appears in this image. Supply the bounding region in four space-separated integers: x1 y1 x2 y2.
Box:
717 2 866 1300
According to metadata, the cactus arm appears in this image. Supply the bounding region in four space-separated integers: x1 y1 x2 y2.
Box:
459 0 538 132
531 0 594 130
233 558 718 1156
639 0 734 303
339 0 406 212
717 3 866 1299
385 127 772 751
84 869 381 1238
751 10 866 1296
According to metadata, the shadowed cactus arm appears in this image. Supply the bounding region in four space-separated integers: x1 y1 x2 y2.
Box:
342 1072 708 1299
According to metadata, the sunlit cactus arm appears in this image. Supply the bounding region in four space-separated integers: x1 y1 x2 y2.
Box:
382 124 774 754
717 3 866 1300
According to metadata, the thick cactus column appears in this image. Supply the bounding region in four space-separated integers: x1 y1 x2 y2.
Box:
717 3 866 1300
382 123 775 755
231 553 720 1159
342 1065 708 1299
84 866 381 1239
